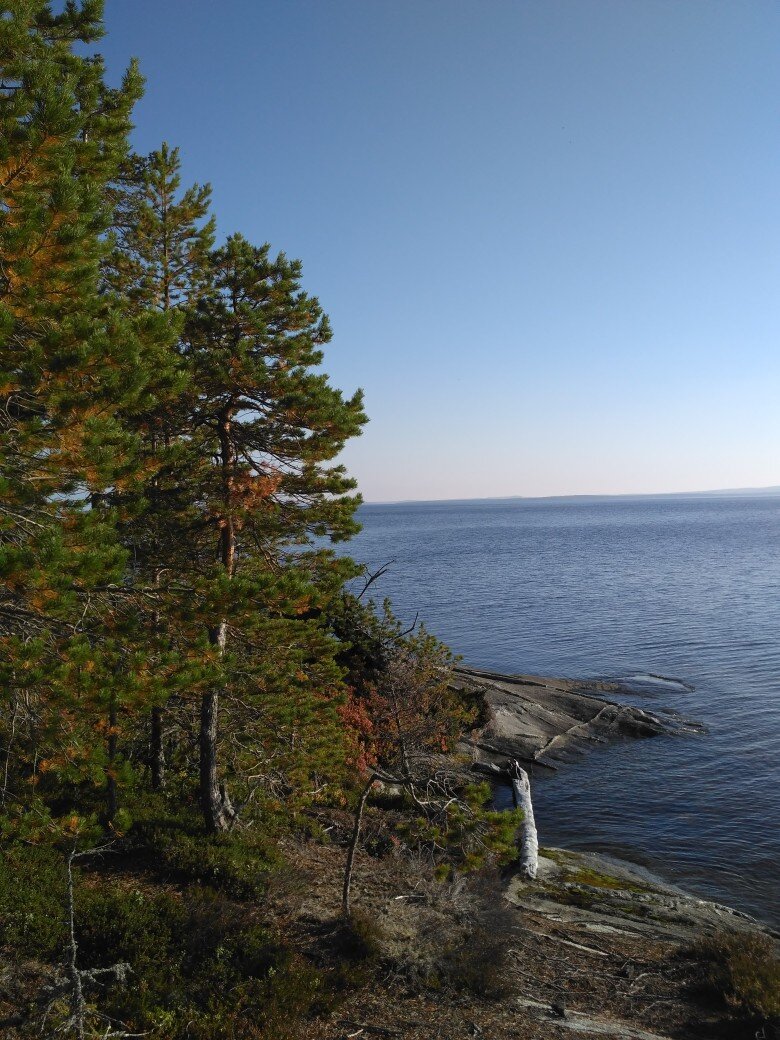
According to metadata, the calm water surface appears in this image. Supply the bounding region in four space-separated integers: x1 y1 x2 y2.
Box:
349 495 780 926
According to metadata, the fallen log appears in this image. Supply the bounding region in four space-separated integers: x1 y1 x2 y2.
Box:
471 758 556 783
471 760 510 780
509 759 538 879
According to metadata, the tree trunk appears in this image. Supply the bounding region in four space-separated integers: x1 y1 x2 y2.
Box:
197 411 237 832
106 702 118 822
150 706 165 791
200 620 236 831
510 760 538 879
149 561 166 792
342 776 376 917
1 693 18 808
199 685 232 832
66 846 86 1040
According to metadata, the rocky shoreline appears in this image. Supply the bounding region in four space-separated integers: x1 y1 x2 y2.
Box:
452 665 702 774
285 664 780 1038
453 661 777 931
438 665 778 1037
452 665 775 932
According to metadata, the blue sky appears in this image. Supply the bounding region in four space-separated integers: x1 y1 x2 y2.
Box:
100 1 780 501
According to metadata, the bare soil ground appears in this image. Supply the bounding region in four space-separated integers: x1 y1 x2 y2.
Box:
280 810 773 1040
3 668 774 1039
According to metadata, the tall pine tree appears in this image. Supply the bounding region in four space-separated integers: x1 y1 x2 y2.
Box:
103 143 215 791
106 142 216 313
0 1 176 829
180 235 367 830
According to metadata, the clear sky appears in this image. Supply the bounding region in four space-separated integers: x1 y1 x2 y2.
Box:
99 0 780 502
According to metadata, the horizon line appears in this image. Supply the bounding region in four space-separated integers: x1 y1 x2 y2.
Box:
360 483 780 507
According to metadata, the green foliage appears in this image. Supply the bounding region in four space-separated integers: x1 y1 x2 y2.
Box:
0 838 327 1039
692 930 780 1027
1 0 368 839
397 785 522 875
330 593 468 770
74 882 325 1039
0 842 67 959
0 0 181 831
134 817 281 900
331 593 459 697
105 141 216 312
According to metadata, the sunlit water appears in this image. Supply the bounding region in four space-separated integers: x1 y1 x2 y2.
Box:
348 494 780 926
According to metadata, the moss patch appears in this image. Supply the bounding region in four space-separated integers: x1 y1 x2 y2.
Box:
565 866 650 893
540 849 651 894
539 847 576 866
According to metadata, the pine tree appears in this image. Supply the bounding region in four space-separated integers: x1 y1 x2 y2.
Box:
0 0 175 830
103 143 215 791
106 142 215 314
1 7 369 837
179 234 367 830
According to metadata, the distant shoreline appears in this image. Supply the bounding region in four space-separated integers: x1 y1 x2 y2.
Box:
362 485 780 507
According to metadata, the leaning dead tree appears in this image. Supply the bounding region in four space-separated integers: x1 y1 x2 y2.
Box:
509 759 538 879
342 771 392 918
55 844 136 1038
341 748 527 917
471 758 539 878
341 760 469 917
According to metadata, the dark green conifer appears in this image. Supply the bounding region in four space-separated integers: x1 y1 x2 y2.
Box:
0 1 174 829
103 143 215 791
106 142 216 313
180 234 367 829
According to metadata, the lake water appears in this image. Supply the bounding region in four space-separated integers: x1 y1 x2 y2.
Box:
349 494 780 926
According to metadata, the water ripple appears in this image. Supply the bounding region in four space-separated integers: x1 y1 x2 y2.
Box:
350 494 780 926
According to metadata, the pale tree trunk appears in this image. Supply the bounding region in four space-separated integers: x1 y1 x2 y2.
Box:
65 846 86 1040
510 760 538 879
342 776 376 918
200 621 235 832
60 845 133 1039
199 413 237 832
199 690 227 831
150 705 165 791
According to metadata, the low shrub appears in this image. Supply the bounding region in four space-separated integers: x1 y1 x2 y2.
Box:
692 930 780 1031
133 817 281 900
74 880 325 1038
333 910 385 963
0 842 67 959
434 923 512 1000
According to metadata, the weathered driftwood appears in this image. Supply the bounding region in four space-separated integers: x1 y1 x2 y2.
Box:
509 760 538 879
471 759 510 780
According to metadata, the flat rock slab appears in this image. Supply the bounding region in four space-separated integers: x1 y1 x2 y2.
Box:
452 665 690 773
506 847 773 947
